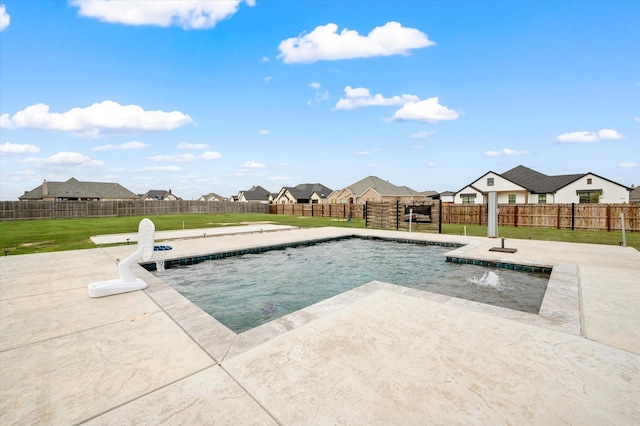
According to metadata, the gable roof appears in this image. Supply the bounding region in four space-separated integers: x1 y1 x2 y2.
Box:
200 192 226 201
346 176 419 196
283 183 333 200
501 165 584 193
501 165 629 194
19 177 138 200
141 189 177 200
240 185 271 201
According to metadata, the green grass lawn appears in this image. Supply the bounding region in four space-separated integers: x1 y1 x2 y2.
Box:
0 214 364 255
441 223 639 250
0 214 636 255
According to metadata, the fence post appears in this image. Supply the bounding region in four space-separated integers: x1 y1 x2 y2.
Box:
438 199 442 234
365 201 368 228
514 205 519 227
571 203 575 231
557 204 561 229
606 204 611 232
396 200 399 230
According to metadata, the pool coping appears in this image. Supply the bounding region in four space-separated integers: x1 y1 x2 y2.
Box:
136 234 581 363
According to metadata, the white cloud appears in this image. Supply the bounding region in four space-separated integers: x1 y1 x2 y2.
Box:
264 76 272 83
0 141 40 154
309 82 322 89
149 154 195 162
135 165 182 172
335 86 419 110
241 161 265 168
354 151 370 156
24 151 103 167
200 151 222 160
634 117 640 123
314 91 329 102
618 162 637 168
259 129 269 135
556 128 624 143
278 21 435 63
70 0 254 30
262 56 270 62
391 97 459 122
484 148 529 157
410 130 436 139
178 142 208 150
0 113 12 127
334 87 457 123
596 129 624 140
92 140 149 151
0 4 10 31
1 100 193 138
426 161 437 168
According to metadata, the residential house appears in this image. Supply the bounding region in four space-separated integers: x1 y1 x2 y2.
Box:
630 185 640 204
455 165 630 204
327 176 424 204
198 192 227 202
438 191 456 203
19 177 139 201
237 185 273 203
272 183 333 204
140 189 180 201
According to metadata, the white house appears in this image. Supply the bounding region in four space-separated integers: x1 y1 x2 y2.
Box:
455 165 630 204
237 185 273 203
140 189 180 201
198 192 226 202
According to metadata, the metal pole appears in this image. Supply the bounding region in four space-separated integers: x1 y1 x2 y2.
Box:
621 212 627 247
409 208 413 232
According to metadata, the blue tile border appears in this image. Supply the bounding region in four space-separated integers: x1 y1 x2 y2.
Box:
445 256 552 274
140 235 463 271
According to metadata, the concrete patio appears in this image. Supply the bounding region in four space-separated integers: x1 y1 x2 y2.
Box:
1 226 639 424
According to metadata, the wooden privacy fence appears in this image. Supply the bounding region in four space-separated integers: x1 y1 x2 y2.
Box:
365 201 440 233
441 203 640 232
269 203 365 220
0 200 269 221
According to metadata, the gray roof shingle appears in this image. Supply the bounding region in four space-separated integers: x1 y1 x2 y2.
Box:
284 183 333 200
501 165 584 193
19 177 138 200
241 185 271 201
347 176 419 196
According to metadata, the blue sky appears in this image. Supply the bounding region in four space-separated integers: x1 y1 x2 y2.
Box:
0 0 638 201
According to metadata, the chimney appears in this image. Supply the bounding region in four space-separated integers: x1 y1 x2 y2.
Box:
42 179 48 197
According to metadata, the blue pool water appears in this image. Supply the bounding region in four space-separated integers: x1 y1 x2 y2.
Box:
155 238 549 333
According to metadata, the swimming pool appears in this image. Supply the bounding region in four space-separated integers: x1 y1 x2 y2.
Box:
154 237 550 333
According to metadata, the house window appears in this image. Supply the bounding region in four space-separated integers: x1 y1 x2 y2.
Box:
538 194 546 204
487 178 494 186
461 194 476 204
508 194 516 204
578 190 602 204
587 178 592 185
